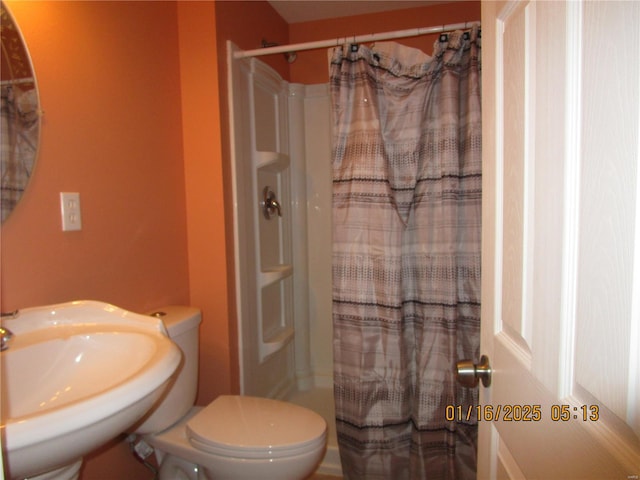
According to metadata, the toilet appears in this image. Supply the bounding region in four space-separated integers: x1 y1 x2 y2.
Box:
132 306 327 480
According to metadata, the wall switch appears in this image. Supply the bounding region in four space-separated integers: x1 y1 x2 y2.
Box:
60 192 82 231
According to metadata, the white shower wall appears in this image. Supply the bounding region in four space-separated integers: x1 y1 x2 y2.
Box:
228 45 333 396
300 83 333 388
292 85 342 475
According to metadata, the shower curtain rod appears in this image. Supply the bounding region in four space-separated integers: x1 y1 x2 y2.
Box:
233 20 480 59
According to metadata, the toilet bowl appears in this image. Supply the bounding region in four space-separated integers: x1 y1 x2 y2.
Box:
131 306 327 480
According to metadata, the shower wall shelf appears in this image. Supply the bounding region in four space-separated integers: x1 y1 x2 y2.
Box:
255 151 289 171
260 326 295 361
260 264 293 287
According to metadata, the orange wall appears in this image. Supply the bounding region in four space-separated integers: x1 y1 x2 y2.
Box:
1 1 190 312
176 1 234 406
1 1 191 478
289 1 481 84
215 0 290 81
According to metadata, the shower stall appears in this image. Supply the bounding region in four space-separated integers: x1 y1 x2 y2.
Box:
227 42 339 475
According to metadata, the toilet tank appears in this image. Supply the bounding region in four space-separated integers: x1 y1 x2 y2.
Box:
133 306 202 435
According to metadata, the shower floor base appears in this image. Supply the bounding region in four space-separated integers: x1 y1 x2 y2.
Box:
288 386 342 478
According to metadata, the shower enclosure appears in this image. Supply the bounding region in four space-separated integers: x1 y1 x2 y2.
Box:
227 42 339 474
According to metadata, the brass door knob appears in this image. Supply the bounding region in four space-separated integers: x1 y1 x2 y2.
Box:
456 355 492 388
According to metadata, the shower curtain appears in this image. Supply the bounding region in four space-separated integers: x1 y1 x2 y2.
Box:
331 27 481 479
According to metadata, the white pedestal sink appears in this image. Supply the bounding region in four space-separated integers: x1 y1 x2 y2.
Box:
0 300 182 480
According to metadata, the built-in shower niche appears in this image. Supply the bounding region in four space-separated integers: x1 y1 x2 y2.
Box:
259 275 293 359
256 154 294 363
257 155 290 268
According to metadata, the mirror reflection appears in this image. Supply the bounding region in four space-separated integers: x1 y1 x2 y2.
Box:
1 1 40 223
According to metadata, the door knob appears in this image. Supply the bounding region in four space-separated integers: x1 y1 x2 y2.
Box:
456 355 492 388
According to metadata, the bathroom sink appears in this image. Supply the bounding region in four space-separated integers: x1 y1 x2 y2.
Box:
0 300 182 480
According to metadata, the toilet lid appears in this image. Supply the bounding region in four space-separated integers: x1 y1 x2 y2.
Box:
186 395 326 458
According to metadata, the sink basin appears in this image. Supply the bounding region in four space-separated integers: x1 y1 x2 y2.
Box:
0 300 182 480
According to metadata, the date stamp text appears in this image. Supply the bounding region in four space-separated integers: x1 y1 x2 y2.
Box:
445 404 600 422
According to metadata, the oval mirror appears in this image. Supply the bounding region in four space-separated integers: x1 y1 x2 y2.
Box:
1 1 41 223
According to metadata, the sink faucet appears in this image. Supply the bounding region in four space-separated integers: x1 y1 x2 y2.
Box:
0 325 14 351
1 310 18 351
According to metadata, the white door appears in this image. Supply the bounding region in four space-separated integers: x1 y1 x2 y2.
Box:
478 1 640 478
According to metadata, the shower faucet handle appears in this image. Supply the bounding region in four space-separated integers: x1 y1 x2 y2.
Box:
262 186 282 220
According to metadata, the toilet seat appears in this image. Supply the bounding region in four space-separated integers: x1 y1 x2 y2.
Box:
186 395 327 459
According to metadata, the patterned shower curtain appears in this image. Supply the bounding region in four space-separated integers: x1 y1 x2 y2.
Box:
331 27 481 480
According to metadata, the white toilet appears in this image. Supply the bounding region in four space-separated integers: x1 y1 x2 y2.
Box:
132 306 327 480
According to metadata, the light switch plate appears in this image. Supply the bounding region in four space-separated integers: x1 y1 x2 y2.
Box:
60 192 82 231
